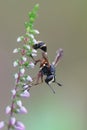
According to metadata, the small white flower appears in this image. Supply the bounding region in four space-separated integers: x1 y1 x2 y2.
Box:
13 61 19 67
0 121 5 129
20 106 27 114
29 34 34 39
5 106 11 114
26 45 30 50
17 106 28 114
17 100 22 107
13 48 19 53
22 56 27 62
23 85 29 89
26 75 33 82
32 49 37 53
33 39 37 44
11 89 16 96
15 121 25 130
29 62 35 68
10 117 16 125
20 68 25 74
14 73 19 79
34 29 40 34
17 36 22 42
20 90 30 98
32 53 37 57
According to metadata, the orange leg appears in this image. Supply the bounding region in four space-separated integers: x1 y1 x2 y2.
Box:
33 71 43 85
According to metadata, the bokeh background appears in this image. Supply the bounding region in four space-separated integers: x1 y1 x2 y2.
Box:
0 0 87 130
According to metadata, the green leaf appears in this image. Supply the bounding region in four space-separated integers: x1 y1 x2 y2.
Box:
33 4 39 12
24 4 39 34
29 12 36 19
30 17 35 23
26 26 30 33
24 21 28 27
24 61 29 68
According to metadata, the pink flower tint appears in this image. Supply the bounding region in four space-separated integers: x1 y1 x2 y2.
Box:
20 68 25 75
0 121 5 129
15 121 25 130
20 90 30 98
29 62 35 68
24 37 29 42
5 106 11 114
26 75 33 82
23 84 29 89
17 106 28 114
21 49 26 55
14 73 19 80
19 60 24 66
10 117 16 126
13 61 19 67
11 89 16 96
17 100 22 107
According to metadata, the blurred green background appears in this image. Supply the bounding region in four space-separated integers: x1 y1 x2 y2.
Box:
0 0 87 130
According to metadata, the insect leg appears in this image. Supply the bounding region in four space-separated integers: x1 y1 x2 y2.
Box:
47 83 55 94
45 75 55 94
55 81 62 87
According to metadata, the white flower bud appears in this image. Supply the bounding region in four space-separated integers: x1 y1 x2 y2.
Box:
29 62 35 68
33 39 37 44
32 49 37 53
13 48 19 53
32 53 37 57
22 56 27 62
13 61 19 67
0 121 5 129
23 85 29 89
15 121 25 130
26 45 30 50
20 90 30 98
26 75 33 82
11 89 16 96
17 36 22 42
34 29 40 34
20 68 25 74
5 106 11 114
10 117 16 125
17 106 28 114
17 100 22 107
14 73 19 79
29 34 34 39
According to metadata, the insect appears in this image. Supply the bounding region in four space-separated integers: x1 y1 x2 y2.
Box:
32 41 63 93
